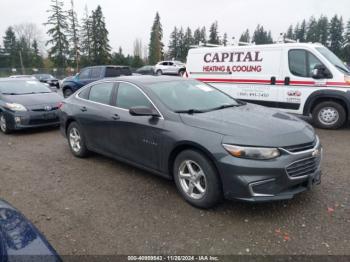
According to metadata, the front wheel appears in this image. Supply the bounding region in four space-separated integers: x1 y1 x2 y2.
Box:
173 150 223 209
156 70 162 76
63 88 73 98
67 122 89 158
0 113 12 134
312 101 346 129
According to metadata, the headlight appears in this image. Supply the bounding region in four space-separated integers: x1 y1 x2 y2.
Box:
5 103 27 112
223 144 280 160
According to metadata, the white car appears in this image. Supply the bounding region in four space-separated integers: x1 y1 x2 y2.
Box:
154 61 186 76
185 43 350 129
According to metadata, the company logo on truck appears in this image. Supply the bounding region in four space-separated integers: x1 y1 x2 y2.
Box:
203 51 263 73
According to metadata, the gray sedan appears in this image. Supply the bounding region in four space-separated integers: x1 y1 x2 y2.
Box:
59 76 322 208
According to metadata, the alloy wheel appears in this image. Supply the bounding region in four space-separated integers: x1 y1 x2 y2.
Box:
178 160 207 200
0 115 7 133
69 127 81 153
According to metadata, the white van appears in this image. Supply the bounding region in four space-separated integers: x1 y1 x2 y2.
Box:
185 43 350 129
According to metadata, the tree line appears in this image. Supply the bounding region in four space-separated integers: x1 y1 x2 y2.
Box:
1 3 350 73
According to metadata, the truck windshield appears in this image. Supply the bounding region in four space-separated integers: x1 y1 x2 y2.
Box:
316 47 350 74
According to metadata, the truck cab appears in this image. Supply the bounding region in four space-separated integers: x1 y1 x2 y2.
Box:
61 65 132 98
186 43 350 129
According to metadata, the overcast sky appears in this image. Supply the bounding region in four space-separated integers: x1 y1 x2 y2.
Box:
0 0 349 55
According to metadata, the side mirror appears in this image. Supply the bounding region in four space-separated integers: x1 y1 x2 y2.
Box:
129 106 160 117
312 65 332 79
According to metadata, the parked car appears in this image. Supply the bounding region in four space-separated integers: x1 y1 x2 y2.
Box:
186 43 350 129
9 75 35 79
61 65 133 98
0 199 61 261
33 74 60 89
136 65 155 75
154 61 186 76
0 78 62 134
59 76 322 208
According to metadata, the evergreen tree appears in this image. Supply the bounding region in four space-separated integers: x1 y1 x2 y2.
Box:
200 27 207 45
90 5 111 65
239 29 250 44
181 27 193 61
67 0 80 69
148 12 164 65
297 20 307 42
177 27 185 60
111 47 128 65
168 27 180 60
329 15 344 56
317 16 329 45
286 25 294 39
306 17 319 43
343 19 350 63
294 23 300 41
32 40 43 68
252 25 272 45
222 33 228 46
80 5 92 66
193 28 201 45
208 21 220 44
2 27 18 68
45 0 69 68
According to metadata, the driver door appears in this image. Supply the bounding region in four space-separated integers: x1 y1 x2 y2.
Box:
108 82 164 171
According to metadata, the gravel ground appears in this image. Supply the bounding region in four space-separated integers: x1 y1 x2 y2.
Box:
0 125 349 256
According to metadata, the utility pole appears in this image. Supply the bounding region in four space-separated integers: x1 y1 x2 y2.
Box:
19 51 25 74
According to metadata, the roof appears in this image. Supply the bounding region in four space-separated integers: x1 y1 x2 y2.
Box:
102 75 187 86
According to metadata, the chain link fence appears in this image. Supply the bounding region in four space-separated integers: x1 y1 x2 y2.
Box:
0 68 77 79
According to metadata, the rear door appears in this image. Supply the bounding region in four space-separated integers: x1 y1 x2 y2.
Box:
108 82 164 170
75 81 116 151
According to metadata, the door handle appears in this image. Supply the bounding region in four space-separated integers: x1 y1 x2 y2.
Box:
112 114 120 120
80 106 87 112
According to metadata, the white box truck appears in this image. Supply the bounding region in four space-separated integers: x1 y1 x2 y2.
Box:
185 43 350 129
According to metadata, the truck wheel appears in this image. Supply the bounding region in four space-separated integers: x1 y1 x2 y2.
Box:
312 101 346 129
156 70 162 76
173 150 223 209
0 113 12 134
63 88 73 98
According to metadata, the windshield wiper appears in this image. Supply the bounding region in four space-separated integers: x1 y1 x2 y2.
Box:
206 104 240 112
175 109 205 114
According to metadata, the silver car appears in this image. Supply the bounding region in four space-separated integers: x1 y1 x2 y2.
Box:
154 61 186 76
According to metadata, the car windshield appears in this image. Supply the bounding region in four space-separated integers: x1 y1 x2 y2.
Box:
147 80 239 112
316 47 350 74
0 80 52 95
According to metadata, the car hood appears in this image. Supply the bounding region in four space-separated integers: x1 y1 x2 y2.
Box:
3 93 62 107
0 200 60 261
180 103 315 147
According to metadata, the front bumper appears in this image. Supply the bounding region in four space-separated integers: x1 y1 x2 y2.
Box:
217 142 323 202
3 109 60 130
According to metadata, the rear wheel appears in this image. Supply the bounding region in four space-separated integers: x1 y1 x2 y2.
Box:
0 113 12 134
173 150 223 209
63 88 73 98
178 70 185 77
67 122 89 158
312 101 346 129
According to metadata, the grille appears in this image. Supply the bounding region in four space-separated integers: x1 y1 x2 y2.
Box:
282 140 317 153
286 157 318 178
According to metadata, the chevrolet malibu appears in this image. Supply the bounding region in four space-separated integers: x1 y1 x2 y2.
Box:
59 76 322 208
0 78 62 134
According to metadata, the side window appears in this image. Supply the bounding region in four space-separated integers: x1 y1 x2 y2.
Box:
289 50 328 78
78 87 91 99
289 50 307 77
105 67 121 77
79 68 91 80
91 67 102 79
89 82 114 105
168 62 174 66
116 83 152 110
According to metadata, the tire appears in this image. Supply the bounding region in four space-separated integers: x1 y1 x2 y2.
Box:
178 70 185 77
67 122 89 158
63 88 73 98
312 101 346 129
173 150 223 209
156 70 162 76
0 113 12 134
